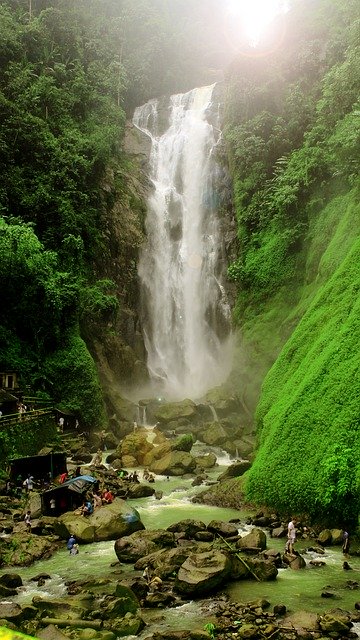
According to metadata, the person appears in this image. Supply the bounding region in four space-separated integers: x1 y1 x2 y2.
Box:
343 530 350 555
75 466 81 477
82 500 93 516
23 474 34 492
93 491 102 510
102 489 114 504
59 416 64 432
24 510 31 531
66 534 76 551
149 575 162 593
142 565 151 584
285 517 296 555
59 472 68 484
70 543 79 555
50 497 56 514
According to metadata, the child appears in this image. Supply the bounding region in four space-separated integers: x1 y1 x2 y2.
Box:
24 510 31 531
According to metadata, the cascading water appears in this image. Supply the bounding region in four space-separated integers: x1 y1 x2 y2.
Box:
133 84 232 400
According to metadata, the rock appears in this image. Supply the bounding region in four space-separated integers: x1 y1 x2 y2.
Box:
271 526 287 538
167 520 207 538
30 573 52 582
26 492 42 518
154 491 163 500
171 434 194 452
149 450 196 476
37 624 71 640
284 553 306 569
236 528 267 551
117 431 154 465
284 611 319 632
319 612 352 634
0 573 23 588
201 422 228 446
274 604 287 616
217 460 251 481
0 584 17 597
207 520 239 538
144 591 176 607
175 549 231 595
0 602 27 622
330 528 344 545
309 559 326 567
237 624 259 638
317 529 332 545
246 557 278 581
0 533 55 566
115 529 175 563
125 484 155 499
194 454 217 468
321 591 336 598
54 498 144 543
103 611 144 637
152 399 198 425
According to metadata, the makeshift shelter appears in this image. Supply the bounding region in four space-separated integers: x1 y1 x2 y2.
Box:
9 452 67 483
42 475 98 515
0 390 19 416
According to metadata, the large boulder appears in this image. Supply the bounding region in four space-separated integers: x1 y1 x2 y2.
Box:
207 520 239 538
54 499 144 543
194 453 217 469
143 442 172 467
201 422 228 446
135 546 200 579
167 520 207 538
114 529 176 563
0 533 56 567
317 529 332 546
149 451 196 476
203 388 242 418
218 460 252 481
153 399 199 425
246 557 278 581
26 492 42 518
171 434 194 452
175 550 231 595
116 432 154 465
236 528 267 551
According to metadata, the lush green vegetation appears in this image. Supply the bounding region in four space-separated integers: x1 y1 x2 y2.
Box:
0 0 234 461
225 0 360 523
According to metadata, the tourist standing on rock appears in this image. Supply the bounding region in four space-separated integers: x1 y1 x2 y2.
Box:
24 510 31 531
285 517 296 555
343 529 350 555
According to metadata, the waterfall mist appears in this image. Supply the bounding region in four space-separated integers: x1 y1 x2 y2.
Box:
133 84 233 401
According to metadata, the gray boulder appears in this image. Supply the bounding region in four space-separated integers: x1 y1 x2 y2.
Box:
149 450 196 476
175 549 231 595
207 520 239 538
218 460 251 481
114 529 175 563
167 519 207 538
236 528 267 551
54 499 144 543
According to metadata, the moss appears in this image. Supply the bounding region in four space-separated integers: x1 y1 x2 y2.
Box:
245 206 360 524
44 332 106 428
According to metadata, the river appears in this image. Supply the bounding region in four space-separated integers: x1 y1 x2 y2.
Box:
7 446 360 629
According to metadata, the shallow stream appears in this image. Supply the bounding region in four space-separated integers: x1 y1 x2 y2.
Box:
5 445 360 633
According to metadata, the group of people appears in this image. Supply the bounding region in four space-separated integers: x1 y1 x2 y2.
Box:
142 469 155 483
285 517 351 557
76 487 114 516
66 534 79 555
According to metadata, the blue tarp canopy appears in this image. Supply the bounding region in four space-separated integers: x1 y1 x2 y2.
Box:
61 475 97 493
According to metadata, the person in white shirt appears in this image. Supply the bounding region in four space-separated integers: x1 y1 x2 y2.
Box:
285 517 296 555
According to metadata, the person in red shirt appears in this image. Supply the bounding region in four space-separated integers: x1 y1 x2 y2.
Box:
102 489 114 504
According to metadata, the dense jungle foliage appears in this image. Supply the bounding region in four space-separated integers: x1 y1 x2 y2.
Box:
224 0 360 524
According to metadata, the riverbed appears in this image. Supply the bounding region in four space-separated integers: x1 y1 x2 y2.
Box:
5 446 360 632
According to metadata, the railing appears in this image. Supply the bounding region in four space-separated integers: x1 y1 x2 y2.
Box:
0 408 55 427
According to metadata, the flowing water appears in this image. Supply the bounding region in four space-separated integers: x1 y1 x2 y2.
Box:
133 85 232 401
6 447 360 630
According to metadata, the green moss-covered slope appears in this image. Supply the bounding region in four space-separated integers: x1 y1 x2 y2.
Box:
247 208 360 524
225 0 360 522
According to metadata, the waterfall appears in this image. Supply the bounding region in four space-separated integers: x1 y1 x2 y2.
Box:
133 84 232 401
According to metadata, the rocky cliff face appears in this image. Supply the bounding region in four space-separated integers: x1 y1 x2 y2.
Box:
81 125 152 419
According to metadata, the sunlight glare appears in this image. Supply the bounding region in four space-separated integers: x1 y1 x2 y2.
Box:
227 0 287 46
